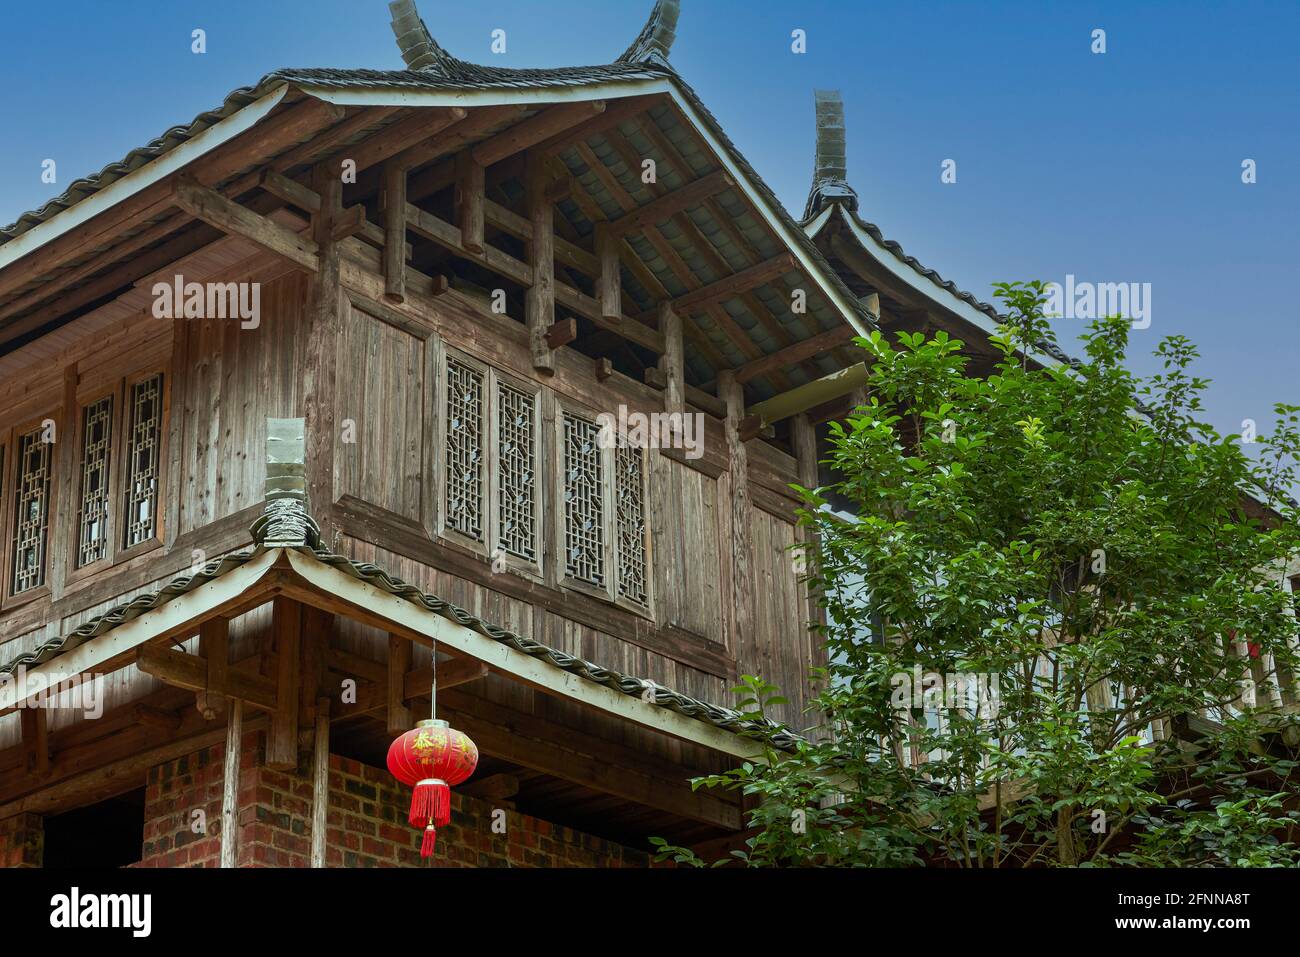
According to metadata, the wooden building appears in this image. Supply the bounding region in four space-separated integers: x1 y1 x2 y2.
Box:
0 1 1020 868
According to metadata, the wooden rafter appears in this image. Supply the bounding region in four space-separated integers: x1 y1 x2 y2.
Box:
173 176 319 271
471 102 607 168
605 169 733 238
727 324 859 385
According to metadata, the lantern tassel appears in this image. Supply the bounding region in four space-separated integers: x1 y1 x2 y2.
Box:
431 781 451 828
421 824 438 858
408 779 451 828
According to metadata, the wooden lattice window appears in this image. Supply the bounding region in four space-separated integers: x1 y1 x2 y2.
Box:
496 381 537 562
614 439 648 606
11 425 53 596
122 373 164 549
444 357 485 542
76 395 114 567
562 412 606 588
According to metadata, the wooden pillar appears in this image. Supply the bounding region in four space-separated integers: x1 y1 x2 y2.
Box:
659 302 684 417
303 163 342 536
792 413 826 665
20 707 48 777
220 697 243 868
382 161 407 303
596 222 621 321
718 371 754 656
525 150 556 374
387 634 413 735
456 152 485 255
196 616 230 720
310 697 330 868
267 597 302 770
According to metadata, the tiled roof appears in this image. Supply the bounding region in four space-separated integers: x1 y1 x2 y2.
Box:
0 536 801 752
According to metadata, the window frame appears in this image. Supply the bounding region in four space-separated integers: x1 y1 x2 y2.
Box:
65 385 120 584
487 365 544 580
2 409 61 610
116 367 169 563
436 347 544 581
553 397 654 619
65 366 169 587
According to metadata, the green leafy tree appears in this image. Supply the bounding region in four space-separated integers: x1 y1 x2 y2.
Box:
654 283 1300 868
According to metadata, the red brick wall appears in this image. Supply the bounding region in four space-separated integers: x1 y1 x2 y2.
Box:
136 731 649 868
0 812 43 868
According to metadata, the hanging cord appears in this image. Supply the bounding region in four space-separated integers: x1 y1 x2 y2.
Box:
429 639 437 721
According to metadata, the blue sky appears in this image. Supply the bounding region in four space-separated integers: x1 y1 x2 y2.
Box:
2 0 1295 438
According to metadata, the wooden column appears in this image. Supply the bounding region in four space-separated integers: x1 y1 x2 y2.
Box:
456 152 485 255
659 302 685 417
718 371 754 656
596 222 621 321
20 708 48 777
267 597 302 770
310 697 330 868
196 616 229 720
382 161 407 303
792 413 826 665
220 697 243 868
387 635 413 735
525 150 556 374
303 164 342 536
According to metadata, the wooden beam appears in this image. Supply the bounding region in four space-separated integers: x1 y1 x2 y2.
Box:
595 357 614 382
719 371 755 666
382 162 407 303
535 94 656 154
404 201 664 353
136 645 278 712
133 704 182 732
310 697 330 868
329 203 368 242
439 700 741 830
345 106 467 176
606 169 733 238
455 152 486 254
747 362 871 427
471 102 606 168
0 95 343 303
267 597 302 769
20 708 49 777
484 198 596 274
220 698 242 868
545 317 578 349
525 151 556 374
659 302 685 416
401 106 530 196
386 635 412 736
258 168 321 213
403 657 489 700
596 222 621 321
459 772 519 802
667 253 795 316
730 325 859 385
173 176 318 271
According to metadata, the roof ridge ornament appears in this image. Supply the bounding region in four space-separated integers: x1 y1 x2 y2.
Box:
388 0 458 73
251 417 320 549
618 0 680 65
803 89 859 221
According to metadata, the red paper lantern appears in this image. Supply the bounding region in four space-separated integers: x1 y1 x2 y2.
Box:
387 718 478 857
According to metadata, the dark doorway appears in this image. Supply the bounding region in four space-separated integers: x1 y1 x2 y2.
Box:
43 788 145 868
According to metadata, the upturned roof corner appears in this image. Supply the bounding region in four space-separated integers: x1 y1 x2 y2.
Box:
804 89 858 221
619 0 681 66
